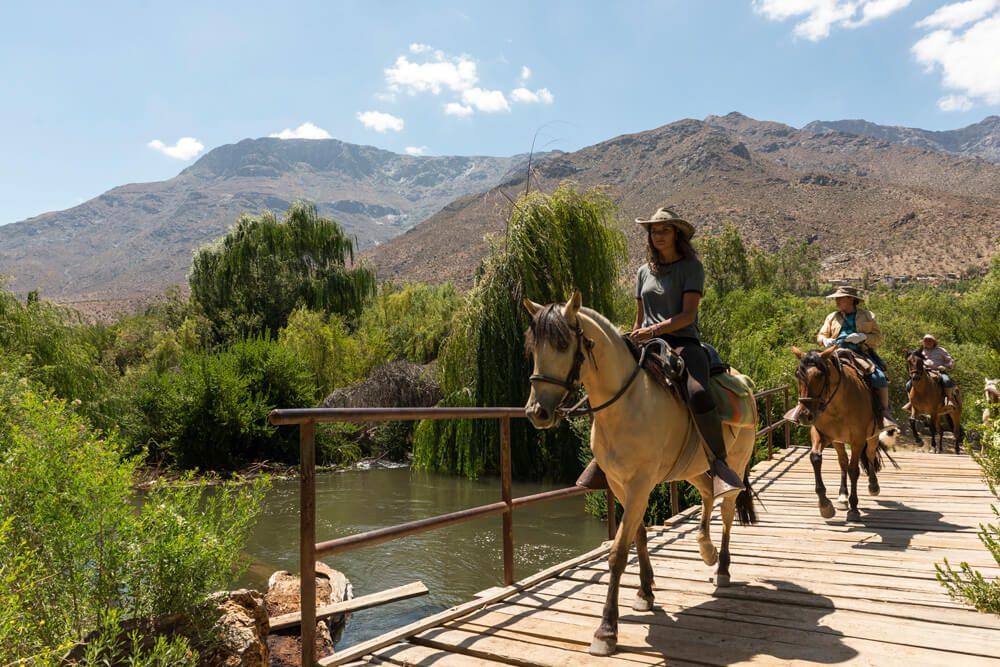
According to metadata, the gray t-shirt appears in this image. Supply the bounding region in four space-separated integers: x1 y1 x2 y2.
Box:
635 259 704 340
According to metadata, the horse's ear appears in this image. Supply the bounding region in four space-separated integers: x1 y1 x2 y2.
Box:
818 347 836 359
523 298 543 317
562 289 582 324
791 346 805 359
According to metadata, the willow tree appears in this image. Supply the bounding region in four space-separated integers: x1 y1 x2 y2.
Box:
189 202 376 339
413 183 627 480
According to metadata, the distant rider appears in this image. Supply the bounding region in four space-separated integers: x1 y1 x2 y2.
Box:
816 286 897 431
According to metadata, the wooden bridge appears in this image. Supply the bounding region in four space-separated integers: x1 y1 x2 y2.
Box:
331 446 1000 666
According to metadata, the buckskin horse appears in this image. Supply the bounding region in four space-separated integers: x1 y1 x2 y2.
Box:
789 347 895 522
905 349 964 454
523 291 758 657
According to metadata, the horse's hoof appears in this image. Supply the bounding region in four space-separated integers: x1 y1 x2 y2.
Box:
819 501 836 519
846 509 861 522
868 484 880 497
589 637 617 656
715 574 731 587
699 546 718 566
632 595 654 612
837 496 849 510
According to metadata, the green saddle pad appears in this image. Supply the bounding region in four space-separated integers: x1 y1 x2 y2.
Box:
709 371 756 427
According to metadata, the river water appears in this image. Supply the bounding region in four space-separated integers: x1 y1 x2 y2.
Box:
238 466 608 649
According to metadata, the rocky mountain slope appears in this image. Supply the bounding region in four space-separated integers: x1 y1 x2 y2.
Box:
367 113 1000 289
0 138 549 306
803 116 1000 164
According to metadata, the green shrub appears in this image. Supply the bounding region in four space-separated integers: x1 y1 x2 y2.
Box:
122 335 316 468
0 370 267 663
936 419 1000 612
279 307 362 395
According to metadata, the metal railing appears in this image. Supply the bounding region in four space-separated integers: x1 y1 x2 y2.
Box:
269 384 791 666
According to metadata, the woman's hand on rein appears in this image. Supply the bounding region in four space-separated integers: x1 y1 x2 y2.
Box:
629 326 658 343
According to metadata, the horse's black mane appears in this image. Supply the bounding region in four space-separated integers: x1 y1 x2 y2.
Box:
796 350 827 381
524 304 572 355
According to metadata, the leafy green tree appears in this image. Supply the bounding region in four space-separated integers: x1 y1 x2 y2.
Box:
413 183 627 479
189 201 376 339
698 225 751 296
355 282 464 371
279 306 362 394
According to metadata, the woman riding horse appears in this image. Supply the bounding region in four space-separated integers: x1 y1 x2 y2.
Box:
903 334 958 410
816 286 897 432
576 206 743 500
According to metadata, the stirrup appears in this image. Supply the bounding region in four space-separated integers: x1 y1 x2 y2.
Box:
575 460 608 490
712 460 743 500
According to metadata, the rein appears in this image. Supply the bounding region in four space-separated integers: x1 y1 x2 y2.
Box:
528 321 646 418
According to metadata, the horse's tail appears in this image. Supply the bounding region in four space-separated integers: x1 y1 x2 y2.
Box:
736 463 758 526
861 440 901 476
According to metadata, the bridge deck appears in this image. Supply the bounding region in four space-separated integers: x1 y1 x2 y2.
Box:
343 447 1000 666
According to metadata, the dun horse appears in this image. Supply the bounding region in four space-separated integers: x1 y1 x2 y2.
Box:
905 349 964 453
523 291 758 656
789 347 894 522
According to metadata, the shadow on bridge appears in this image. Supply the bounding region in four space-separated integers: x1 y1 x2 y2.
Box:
848 499 967 552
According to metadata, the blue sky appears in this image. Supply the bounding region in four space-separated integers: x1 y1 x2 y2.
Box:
2 0 999 225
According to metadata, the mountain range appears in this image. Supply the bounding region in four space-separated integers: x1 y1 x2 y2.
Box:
0 138 547 312
367 112 1000 289
2 113 999 316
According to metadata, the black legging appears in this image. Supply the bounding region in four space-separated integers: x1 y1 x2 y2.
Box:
661 335 714 414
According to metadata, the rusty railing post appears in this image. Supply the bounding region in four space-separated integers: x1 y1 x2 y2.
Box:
670 481 680 521
500 416 514 585
766 394 774 458
783 385 791 449
300 420 317 667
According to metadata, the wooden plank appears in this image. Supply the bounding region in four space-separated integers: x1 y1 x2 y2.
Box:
317 539 612 666
269 581 429 631
366 642 515 666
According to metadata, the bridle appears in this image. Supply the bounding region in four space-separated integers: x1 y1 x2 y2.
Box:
907 351 926 382
528 320 646 418
796 352 844 419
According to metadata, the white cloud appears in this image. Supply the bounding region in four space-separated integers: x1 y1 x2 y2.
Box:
519 66 532 84
753 0 912 40
912 6 1000 107
461 87 510 112
269 122 332 140
385 54 478 94
510 87 554 104
444 102 474 117
404 146 428 155
938 93 975 110
147 137 204 160
356 111 405 133
409 42 433 54
917 0 998 29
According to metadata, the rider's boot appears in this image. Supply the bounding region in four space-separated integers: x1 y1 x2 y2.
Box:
877 387 898 432
575 459 608 490
693 409 743 500
944 386 957 407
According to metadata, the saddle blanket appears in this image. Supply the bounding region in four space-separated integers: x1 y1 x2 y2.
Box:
709 370 756 428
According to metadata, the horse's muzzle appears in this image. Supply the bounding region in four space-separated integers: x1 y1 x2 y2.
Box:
784 403 813 426
525 398 560 429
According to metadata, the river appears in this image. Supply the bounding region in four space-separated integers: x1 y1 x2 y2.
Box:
238 466 608 649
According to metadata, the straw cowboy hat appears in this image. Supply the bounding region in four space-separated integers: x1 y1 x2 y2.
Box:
922 333 938 344
825 285 865 301
635 206 695 240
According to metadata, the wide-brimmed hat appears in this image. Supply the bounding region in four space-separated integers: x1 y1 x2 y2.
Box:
922 333 938 343
635 206 695 240
825 286 864 301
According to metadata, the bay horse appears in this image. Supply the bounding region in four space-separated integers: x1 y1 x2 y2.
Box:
905 349 963 454
523 291 758 657
789 347 894 522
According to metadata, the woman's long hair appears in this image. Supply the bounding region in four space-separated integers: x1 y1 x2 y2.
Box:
646 229 698 273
